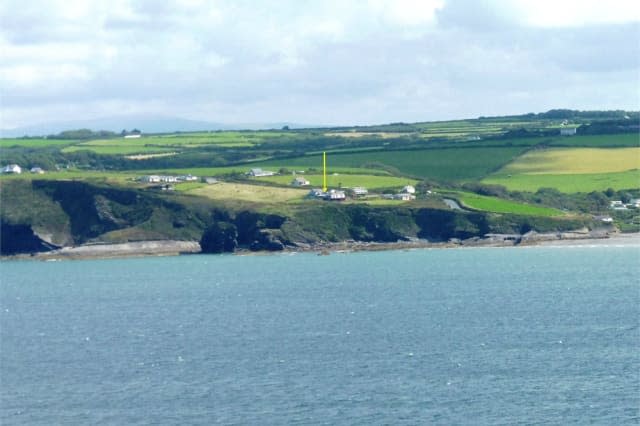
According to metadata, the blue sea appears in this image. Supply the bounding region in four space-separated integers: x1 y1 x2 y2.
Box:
1 246 639 425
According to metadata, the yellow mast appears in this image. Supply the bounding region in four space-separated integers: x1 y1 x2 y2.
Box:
322 151 327 192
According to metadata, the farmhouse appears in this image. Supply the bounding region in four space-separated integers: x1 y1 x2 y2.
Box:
124 134 141 139
2 164 22 174
248 168 276 177
30 167 45 174
560 127 577 136
177 175 198 182
401 185 416 194
382 192 415 201
610 200 627 210
139 175 161 183
393 193 415 201
291 176 310 187
325 189 346 201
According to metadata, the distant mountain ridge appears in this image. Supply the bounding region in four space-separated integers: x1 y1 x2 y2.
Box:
2 109 636 138
0 115 317 138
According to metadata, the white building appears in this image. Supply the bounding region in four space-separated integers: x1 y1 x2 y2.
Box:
124 134 142 139
178 175 198 182
2 164 22 174
30 167 45 174
291 176 310 187
139 175 161 183
248 168 276 177
401 185 416 194
560 127 577 136
610 200 627 210
394 193 415 201
326 189 346 201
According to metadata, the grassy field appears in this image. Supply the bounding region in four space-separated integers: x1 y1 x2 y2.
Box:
482 146 640 192
483 170 640 193
0 170 137 182
62 145 177 155
134 165 387 177
253 173 417 189
255 147 527 181
448 191 564 216
188 182 308 204
497 147 639 174
57 131 296 154
547 133 639 147
0 138 78 148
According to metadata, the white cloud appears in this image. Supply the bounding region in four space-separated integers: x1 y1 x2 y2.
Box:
511 0 640 27
0 0 638 129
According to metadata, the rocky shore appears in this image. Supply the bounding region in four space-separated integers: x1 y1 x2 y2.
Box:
3 230 638 261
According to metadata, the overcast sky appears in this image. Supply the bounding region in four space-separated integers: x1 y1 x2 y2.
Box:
1 0 639 128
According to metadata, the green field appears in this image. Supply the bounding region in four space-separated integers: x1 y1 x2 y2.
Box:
483 146 640 192
497 147 639 174
0 138 77 148
188 182 308 204
62 145 177 155
255 147 527 181
547 133 639 147
134 165 387 177
57 131 298 155
483 170 640 193
0 170 137 181
449 191 564 216
253 173 418 189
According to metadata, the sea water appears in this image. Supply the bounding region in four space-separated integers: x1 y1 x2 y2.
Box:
1 246 638 425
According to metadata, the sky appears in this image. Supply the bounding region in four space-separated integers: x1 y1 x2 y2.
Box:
1 0 639 129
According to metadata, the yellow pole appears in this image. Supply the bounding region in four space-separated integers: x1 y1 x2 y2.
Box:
322 151 327 192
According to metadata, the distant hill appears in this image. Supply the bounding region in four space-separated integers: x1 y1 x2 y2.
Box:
0 115 317 137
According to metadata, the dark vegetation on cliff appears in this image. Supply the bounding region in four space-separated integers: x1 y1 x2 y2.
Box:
0 180 595 255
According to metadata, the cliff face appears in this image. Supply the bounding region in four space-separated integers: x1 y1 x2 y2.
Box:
0 180 210 255
1 180 591 255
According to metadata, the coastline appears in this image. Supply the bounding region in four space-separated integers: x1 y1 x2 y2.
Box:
3 232 639 261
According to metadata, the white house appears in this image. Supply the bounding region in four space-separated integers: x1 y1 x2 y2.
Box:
326 189 346 201
2 164 22 174
610 200 627 210
560 127 577 136
629 199 640 208
401 185 416 194
394 193 415 201
139 175 161 183
291 176 310 187
178 175 198 182
124 134 142 139
30 167 45 174
159 175 178 183
248 168 276 177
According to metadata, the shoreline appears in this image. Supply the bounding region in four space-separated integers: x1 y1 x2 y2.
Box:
2 232 639 261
